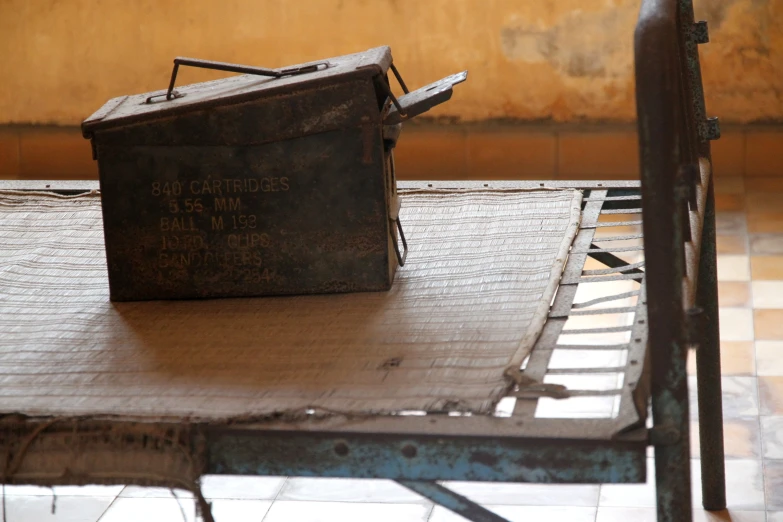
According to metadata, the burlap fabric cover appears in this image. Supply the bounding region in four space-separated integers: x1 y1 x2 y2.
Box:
0 188 581 420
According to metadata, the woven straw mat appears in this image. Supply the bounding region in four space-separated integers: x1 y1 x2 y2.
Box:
0 188 581 421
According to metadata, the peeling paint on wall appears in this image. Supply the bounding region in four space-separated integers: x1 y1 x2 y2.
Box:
501 8 634 79
0 0 780 125
696 0 783 121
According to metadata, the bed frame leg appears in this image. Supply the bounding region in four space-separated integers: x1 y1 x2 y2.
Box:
651 342 694 522
694 177 727 510
644 177 694 522
396 480 511 522
654 440 693 522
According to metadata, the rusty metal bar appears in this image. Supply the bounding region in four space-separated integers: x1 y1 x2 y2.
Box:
560 325 633 335
547 366 627 374
586 220 644 229
569 273 644 284
398 181 641 191
585 195 643 202
635 0 693 519
546 286 581 323
560 252 644 283
205 429 647 483
626 284 651 423
586 248 645 274
582 263 645 276
592 234 645 242
553 306 639 317
554 344 630 351
600 208 642 215
397 481 510 522
571 290 641 309
571 244 644 254
584 245 644 253
677 0 726 507
566 389 624 397
694 173 726 509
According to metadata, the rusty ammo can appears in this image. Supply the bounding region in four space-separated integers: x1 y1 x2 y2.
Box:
82 47 467 301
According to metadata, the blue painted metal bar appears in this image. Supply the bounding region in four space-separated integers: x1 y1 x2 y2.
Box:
205 430 647 484
397 481 511 522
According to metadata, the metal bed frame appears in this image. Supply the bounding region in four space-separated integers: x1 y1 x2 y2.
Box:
0 0 725 520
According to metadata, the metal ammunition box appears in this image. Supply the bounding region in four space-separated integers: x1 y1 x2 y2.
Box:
82 47 466 301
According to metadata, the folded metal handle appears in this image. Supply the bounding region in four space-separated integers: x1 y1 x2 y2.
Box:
146 57 328 103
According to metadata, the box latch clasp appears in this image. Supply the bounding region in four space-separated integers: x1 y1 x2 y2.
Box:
381 69 468 125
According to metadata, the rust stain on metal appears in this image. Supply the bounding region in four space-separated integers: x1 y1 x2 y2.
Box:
362 125 375 165
469 451 499 467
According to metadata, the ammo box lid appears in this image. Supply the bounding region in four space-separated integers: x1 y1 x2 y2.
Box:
82 46 394 136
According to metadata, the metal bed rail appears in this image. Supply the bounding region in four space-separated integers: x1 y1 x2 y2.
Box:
635 0 724 520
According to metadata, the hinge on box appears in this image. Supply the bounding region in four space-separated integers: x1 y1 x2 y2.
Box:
700 117 721 142
692 21 709 44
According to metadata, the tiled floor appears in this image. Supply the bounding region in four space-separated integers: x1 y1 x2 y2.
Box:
5 176 783 521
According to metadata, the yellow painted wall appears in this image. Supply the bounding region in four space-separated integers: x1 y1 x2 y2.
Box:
1 0 781 125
